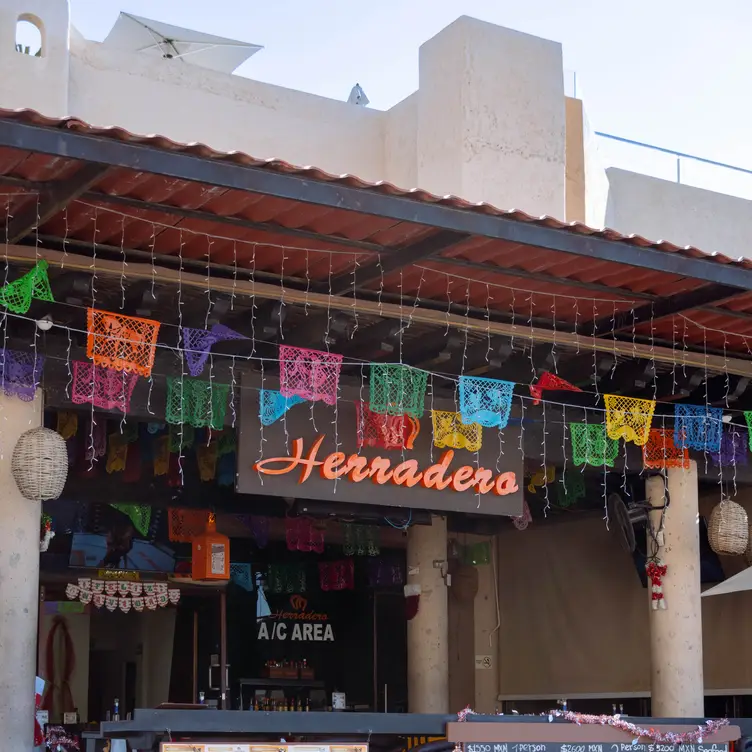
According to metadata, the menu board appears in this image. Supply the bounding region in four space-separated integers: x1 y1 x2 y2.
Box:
162 744 369 752
464 744 729 752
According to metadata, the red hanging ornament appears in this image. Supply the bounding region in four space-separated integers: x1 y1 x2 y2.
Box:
646 558 667 611
404 583 421 620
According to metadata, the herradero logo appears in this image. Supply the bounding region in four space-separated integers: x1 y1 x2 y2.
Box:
290 594 307 612
257 594 335 642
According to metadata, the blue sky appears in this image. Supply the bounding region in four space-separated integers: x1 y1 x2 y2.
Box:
67 0 752 193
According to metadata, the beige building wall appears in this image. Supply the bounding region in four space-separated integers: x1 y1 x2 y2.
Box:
0 3 568 219
565 98 586 223
605 168 752 258
496 501 752 699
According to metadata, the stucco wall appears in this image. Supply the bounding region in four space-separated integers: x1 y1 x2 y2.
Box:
606 168 752 257
0 2 569 219
0 0 69 115
384 93 418 190
417 16 566 217
68 37 386 182
497 494 752 698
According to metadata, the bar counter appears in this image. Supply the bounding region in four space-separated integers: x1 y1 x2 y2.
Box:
82 711 752 752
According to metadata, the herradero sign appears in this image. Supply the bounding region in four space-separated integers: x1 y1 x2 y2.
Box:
258 595 335 642
253 434 519 496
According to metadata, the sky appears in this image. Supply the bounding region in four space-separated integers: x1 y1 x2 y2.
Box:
66 0 752 195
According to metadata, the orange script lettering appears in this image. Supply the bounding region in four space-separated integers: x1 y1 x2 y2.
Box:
253 435 518 497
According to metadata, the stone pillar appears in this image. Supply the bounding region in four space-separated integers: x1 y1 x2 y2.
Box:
407 515 449 713
0 393 43 751
645 462 704 717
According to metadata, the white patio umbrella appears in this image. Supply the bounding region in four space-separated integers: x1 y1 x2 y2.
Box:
702 566 752 597
103 12 263 74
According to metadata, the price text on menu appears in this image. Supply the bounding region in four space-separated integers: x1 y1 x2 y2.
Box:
465 744 729 752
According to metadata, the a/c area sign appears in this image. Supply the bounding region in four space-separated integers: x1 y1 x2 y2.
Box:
257 594 335 642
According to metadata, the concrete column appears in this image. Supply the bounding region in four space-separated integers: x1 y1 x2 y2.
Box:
407 515 449 713
417 16 566 217
474 536 499 714
0 393 43 751
645 462 704 717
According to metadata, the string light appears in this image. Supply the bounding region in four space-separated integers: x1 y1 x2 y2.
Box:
257 357 266 486
204 236 214 330
462 282 471 377
377 253 384 316
62 205 70 269
350 252 360 337
64 326 73 400
229 356 238 428
527 295 535 381
550 294 558 373
86 207 100 470
416 263 635 305
671 314 678 396
149 222 157 302
176 228 186 485
0 196 10 456
444 274 453 334
484 284 493 364
76 201 372 260
278 245 288 341
591 300 599 397
146 374 155 416
1 302 747 420
649 302 657 401
230 240 237 311
249 243 257 357
541 399 550 516
119 216 127 310
304 250 311 318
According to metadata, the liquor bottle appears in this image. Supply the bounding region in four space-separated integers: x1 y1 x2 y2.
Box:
113 698 120 722
305 698 310 712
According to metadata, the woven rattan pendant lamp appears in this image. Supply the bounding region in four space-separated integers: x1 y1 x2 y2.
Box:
11 427 68 501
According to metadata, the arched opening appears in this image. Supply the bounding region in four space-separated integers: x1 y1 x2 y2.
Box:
15 15 43 57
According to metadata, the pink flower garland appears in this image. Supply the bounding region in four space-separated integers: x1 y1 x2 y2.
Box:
456 707 730 745
548 710 729 744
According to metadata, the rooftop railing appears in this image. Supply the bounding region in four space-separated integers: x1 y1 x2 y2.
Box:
564 69 752 201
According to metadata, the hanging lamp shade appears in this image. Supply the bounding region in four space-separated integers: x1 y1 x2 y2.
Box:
12 427 68 501
192 513 230 581
708 501 748 556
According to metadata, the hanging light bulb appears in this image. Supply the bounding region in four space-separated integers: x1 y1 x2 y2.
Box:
36 314 53 332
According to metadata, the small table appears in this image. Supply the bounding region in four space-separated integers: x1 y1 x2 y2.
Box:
238 677 326 710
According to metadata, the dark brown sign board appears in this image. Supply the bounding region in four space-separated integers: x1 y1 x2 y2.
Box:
237 375 523 517
446 722 740 745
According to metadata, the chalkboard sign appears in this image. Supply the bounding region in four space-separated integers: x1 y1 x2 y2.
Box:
465 743 729 752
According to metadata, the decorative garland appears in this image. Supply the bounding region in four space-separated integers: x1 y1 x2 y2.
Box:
457 707 730 744
66 578 180 612
40 512 55 553
546 710 729 744
646 559 668 610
